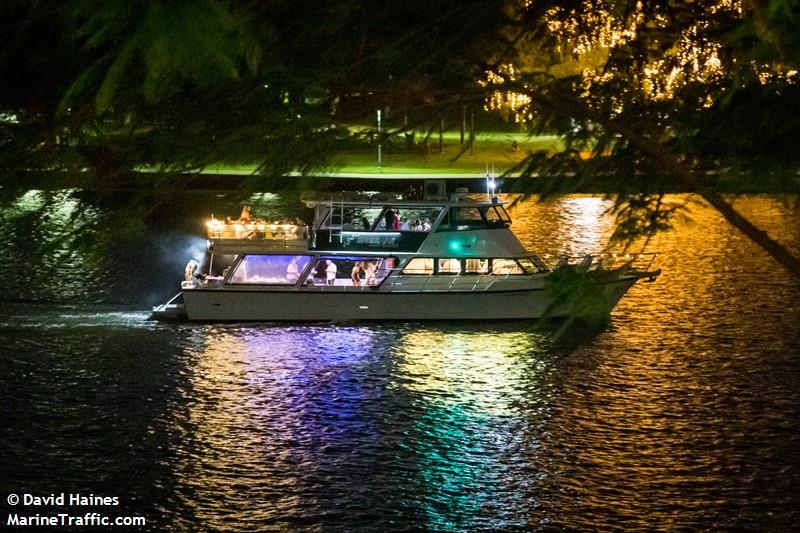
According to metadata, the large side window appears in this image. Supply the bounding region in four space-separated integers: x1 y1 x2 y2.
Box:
308 256 396 286
229 255 311 284
340 208 383 231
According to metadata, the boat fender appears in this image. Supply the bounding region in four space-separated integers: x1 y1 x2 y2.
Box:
185 260 199 281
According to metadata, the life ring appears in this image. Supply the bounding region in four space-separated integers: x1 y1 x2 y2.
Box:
185 260 199 281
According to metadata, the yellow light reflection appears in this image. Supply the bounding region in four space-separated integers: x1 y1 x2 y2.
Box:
393 329 545 416
507 194 616 257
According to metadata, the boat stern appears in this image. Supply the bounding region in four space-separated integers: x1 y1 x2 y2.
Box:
150 292 187 321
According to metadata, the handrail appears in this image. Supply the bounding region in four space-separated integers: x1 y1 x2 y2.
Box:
379 267 521 293
351 253 658 293
546 252 658 272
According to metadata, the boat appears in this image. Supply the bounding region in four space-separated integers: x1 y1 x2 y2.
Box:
151 184 660 321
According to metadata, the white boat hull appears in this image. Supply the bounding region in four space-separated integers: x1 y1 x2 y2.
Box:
180 277 640 321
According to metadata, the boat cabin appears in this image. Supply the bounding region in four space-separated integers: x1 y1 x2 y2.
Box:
183 192 549 291
307 197 514 253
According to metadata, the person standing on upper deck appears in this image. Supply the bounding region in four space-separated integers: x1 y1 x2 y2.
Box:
239 204 252 223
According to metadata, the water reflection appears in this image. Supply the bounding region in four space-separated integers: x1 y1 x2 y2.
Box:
1 190 107 302
394 329 548 415
391 328 554 530
508 195 615 256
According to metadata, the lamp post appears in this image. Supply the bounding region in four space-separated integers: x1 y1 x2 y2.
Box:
377 109 382 168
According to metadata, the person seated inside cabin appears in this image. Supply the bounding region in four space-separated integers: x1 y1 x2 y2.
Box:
422 218 432 231
360 217 371 231
400 218 410 231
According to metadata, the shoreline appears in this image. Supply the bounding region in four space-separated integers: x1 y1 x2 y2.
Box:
4 168 798 195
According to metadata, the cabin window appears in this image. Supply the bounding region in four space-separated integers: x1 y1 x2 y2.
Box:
492 259 526 275
438 258 462 274
308 256 395 286
484 206 509 227
229 255 312 284
494 205 512 224
202 253 236 279
377 206 442 231
464 258 489 274
450 207 484 230
439 206 510 231
340 208 384 231
515 257 548 273
402 257 434 274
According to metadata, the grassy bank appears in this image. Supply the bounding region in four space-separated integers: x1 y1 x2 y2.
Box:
206 132 564 176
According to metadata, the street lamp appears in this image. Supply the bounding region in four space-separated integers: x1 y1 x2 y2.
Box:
377 109 382 168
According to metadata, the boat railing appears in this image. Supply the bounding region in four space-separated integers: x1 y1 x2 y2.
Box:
309 253 658 292
369 253 658 293
545 252 658 273
379 267 519 293
206 219 309 242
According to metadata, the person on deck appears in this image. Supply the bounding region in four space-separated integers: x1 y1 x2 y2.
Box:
325 260 337 286
239 204 252 223
286 257 300 283
363 261 377 286
351 261 363 287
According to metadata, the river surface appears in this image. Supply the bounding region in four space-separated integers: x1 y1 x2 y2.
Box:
1 191 799 531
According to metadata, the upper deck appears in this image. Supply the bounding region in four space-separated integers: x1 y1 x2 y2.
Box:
205 187 527 257
206 218 310 253
302 192 527 256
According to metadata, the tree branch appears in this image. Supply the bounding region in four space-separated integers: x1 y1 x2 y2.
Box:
534 90 800 276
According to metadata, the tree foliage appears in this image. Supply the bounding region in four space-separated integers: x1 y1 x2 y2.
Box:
489 0 800 273
0 0 509 185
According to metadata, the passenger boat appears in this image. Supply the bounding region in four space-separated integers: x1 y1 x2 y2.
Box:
151 185 660 321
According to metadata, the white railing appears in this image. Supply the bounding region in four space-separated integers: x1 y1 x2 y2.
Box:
364 253 658 293
379 267 520 293
545 252 658 272
304 253 659 293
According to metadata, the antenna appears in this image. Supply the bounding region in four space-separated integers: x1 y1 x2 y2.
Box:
487 162 497 201
486 161 490 200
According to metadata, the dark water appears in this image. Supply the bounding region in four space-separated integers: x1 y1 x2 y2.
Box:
1 190 799 531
